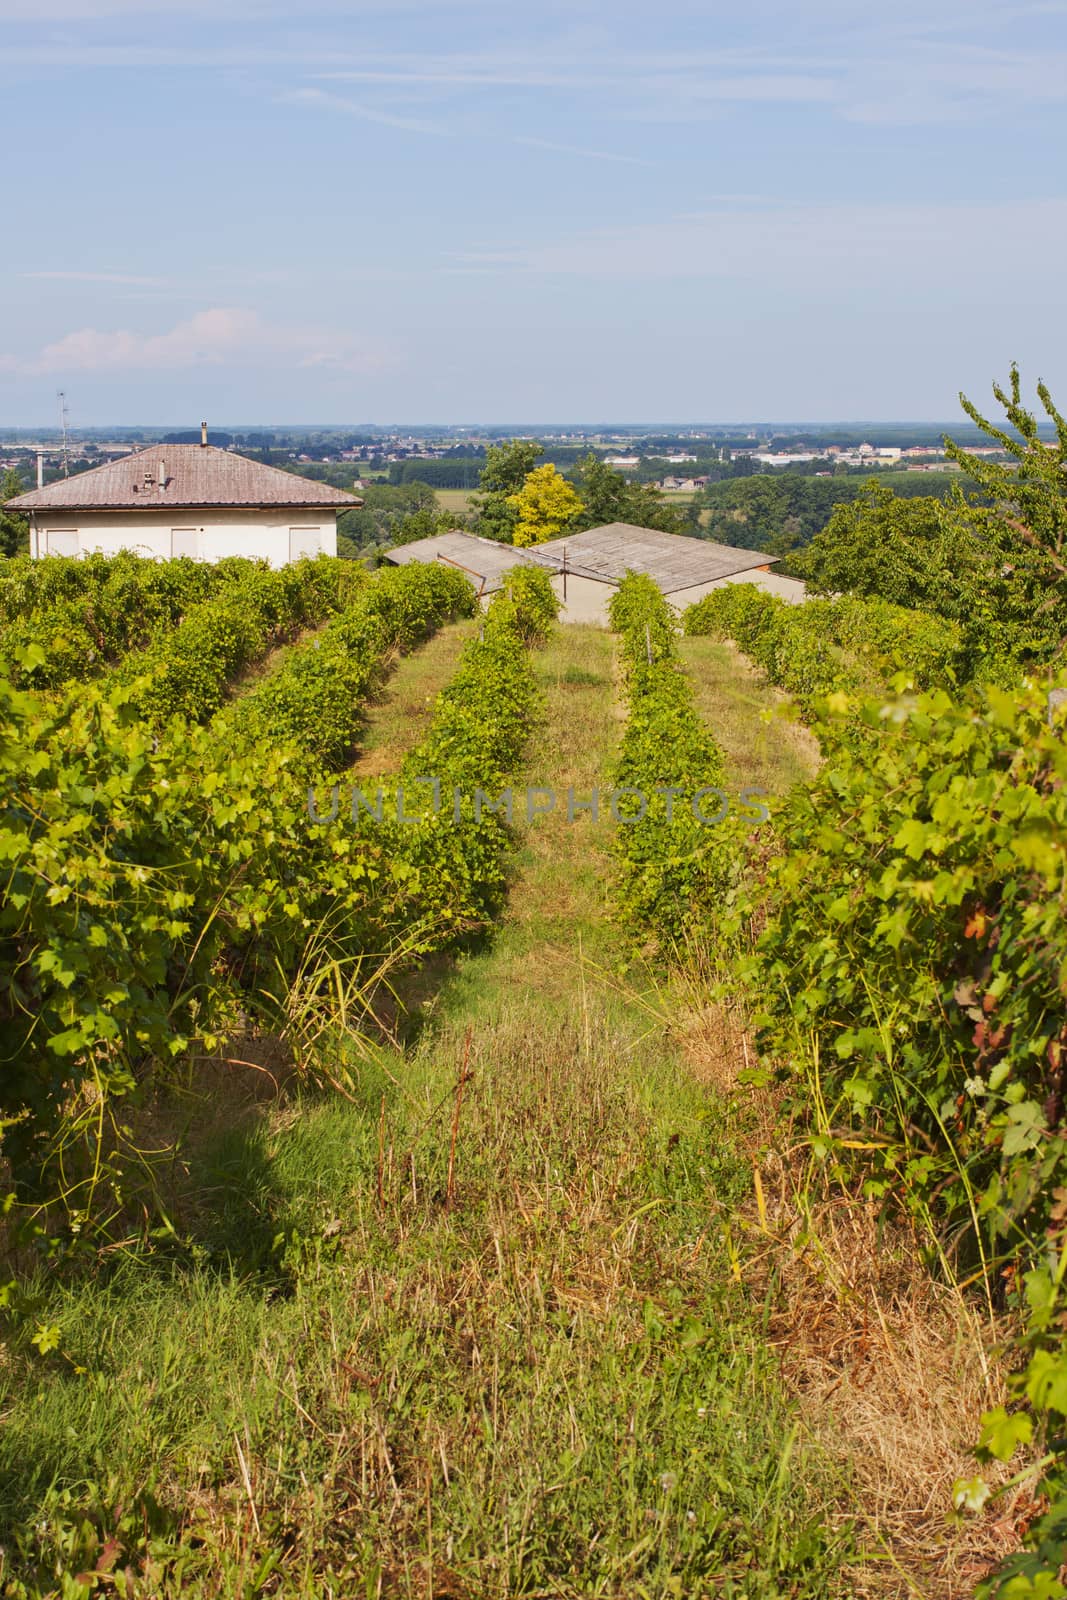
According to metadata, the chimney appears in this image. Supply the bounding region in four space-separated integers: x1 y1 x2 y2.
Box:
36 450 44 489
159 459 167 494
201 420 208 448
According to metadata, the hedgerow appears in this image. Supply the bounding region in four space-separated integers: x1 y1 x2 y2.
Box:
607 574 742 947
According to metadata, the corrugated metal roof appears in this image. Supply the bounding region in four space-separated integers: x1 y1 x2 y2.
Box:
527 522 779 593
385 531 541 592
7 444 362 512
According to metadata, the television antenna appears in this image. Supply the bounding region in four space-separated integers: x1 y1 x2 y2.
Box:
57 390 70 477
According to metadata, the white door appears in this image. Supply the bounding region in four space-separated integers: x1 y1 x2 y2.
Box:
289 526 321 562
44 529 79 556
171 528 199 558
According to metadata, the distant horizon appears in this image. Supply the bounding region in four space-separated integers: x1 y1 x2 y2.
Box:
0 416 1038 436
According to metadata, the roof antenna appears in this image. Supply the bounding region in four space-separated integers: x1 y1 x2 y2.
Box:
201 420 208 448
57 389 70 477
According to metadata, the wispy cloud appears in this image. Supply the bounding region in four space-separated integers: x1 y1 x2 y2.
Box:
6 16 1067 133
450 198 1067 287
22 269 171 287
513 135 653 167
0 307 386 376
278 85 447 136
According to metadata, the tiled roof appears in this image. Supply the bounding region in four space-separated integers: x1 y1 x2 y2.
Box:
7 444 361 512
526 522 779 593
385 530 541 593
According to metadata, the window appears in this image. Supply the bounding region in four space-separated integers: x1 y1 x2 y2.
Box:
289 526 321 562
44 529 79 556
171 528 199 558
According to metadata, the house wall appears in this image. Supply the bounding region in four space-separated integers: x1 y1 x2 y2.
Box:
29 508 338 566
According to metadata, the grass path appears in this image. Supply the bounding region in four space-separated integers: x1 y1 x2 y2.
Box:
677 634 819 796
1 626 851 1598
350 618 475 781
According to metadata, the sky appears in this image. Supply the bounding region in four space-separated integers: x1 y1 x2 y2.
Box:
2 0 1067 425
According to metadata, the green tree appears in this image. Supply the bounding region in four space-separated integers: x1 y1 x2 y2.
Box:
796 480 1065 664
570 454 687 534
0 468 28 558
389 505 465 548
507 464 585 547
470 440 543 542
945 363 1067 572
796 484 965 610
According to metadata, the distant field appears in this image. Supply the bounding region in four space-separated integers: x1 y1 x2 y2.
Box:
436 487 474 514
433 486 697 517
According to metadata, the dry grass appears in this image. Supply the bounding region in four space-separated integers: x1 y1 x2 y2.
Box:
674 995 1040 1600
435 488 475 516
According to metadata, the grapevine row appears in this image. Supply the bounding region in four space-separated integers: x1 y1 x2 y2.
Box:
0 564 555 1188
107 556 357 725
682 582 968 724
0 552 319 692
607 573 738 948
218 562 475 774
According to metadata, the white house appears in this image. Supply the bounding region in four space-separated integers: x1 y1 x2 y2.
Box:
9 429 361 566
385 522 806 625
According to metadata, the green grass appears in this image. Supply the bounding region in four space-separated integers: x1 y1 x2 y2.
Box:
677 633 820 796
350 617 477 780
0 627 850 1597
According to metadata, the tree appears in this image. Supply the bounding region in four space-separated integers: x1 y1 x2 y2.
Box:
388 505 464 548
470 440 543 542
945 363 1067 572
569 454 687 534
0 468 28 558
796 484 965 611
796 479 1066 663
507 464 585 547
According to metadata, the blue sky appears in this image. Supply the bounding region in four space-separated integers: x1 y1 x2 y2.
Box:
2 0 1066 424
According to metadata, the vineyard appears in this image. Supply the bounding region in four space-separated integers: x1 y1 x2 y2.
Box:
2 463 1067 1599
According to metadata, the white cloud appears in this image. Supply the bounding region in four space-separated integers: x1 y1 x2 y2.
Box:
0 307 384 376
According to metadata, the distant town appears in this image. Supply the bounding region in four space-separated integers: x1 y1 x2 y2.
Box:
0 419 1028 498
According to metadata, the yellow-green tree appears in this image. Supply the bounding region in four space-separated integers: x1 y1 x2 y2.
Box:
507 464 584 547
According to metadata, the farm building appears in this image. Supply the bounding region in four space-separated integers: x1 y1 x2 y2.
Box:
385 530 543 599
383 522 805 623
8 430 361 566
